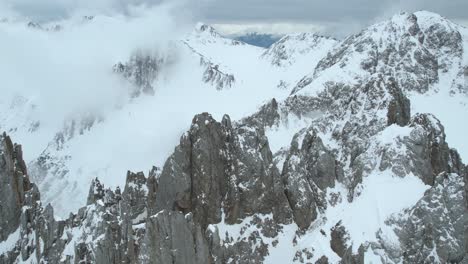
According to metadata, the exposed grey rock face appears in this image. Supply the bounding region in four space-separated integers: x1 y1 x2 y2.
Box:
405 113 452 185
386 79 411 126
140 210 210 264
122 171 148 222
315 255 329 264
113 51 163 97
153 112 291 229
380 172 468 263
0 133 70 264
282 127 340 229
0 133 30 241
243 98 280 128
340 245 365 264
201 57 235 90
330 221 351 258
183 42 236 90
148 113 293 262
86 177 105 205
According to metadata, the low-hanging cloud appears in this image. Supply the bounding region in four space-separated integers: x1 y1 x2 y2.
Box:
2 0 467 38
0 1 193 128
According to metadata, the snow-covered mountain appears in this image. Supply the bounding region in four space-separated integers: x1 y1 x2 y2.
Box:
0 10 467 264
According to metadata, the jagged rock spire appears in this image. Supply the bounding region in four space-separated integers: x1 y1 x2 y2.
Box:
0 132 32 241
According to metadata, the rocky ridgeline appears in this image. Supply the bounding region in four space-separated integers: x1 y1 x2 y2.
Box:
184 41 236 90
1 77 467 263
0 113 289 263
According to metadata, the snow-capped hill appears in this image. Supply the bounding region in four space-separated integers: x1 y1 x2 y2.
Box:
181 42 236 90
191 22 244 46
261 33 337 67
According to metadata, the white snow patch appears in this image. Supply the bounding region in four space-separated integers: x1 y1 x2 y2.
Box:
265 115 316 153
0 228 20 255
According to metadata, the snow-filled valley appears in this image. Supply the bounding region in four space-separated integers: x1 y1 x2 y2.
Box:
0 8 467 264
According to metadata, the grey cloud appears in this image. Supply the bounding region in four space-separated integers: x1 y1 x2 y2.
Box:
2 0 467 37
196 0 468 22
194 0 468 37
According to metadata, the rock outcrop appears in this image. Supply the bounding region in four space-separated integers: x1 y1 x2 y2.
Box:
153 113 291 229
0 133 31 241
140 210 210 264
379 172 468 263
201 58 235 90
282 128 341 229
113 51 163 97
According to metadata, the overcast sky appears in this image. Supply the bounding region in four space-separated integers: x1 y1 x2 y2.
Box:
1 0 468 37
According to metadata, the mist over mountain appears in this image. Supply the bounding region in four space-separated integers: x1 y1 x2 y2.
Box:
0 3 467 264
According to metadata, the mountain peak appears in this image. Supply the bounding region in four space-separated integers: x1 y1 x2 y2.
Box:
194 22 221 37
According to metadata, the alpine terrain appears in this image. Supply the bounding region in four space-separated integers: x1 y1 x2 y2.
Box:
0 10 467 264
